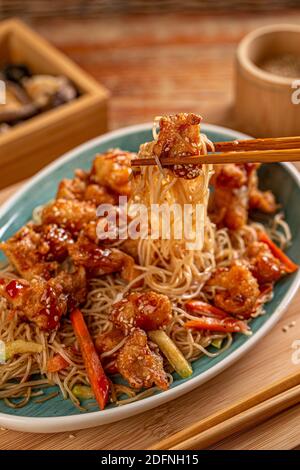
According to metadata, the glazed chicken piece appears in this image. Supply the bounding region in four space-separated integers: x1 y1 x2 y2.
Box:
246 241 284 284
248 170 277 213
54 267 87 307
116 328 169 390
206 263 260 316
0 223 73 280
210 163 277 230
57 178 117 206
0 276 67 330
110 291 172 334
56 177 86 201
36 224 73 262
83 184 117 206
146 113 212 180
41 199 96 236
90 149 134 196
68 235 138 282
83 205 128 245
95 327 125 355
212 164 247 189
120 239 139 262
210 164 250 230
0 268 87 330
153 113 202 158
210 185 248 230
95 327 125 374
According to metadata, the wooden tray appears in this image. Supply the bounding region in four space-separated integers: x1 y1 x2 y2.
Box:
0 19 109 189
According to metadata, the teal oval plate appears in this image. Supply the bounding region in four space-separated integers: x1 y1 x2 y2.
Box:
0 123 300 432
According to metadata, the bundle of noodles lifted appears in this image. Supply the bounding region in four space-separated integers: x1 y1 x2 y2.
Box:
0 113 297 410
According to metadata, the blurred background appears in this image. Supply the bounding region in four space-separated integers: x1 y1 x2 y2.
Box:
1 0 300 131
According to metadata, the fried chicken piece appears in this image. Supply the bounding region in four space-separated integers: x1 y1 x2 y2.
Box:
0 223 72 280
246 241 284 284
0 276 67 330
153 113 202 159
248 171 277 213
0 268 87 330
120 239 139 261
36 224 73 262
116 328 168 390
41 199 96 236
110 291 172 334
91 149 134 196
53 267 87 307
212 164 247 189
84 204 129 245
57 174 117 207
207 263 260 316
56 177 86 200
84 184 117 206
68 235 138 282
210 163 277 229
210 185 248 230
96 327 125 355
95 327 125 374
149 113 208 180
210 164 249 230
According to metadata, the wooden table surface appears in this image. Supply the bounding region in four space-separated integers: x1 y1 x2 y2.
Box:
1 10 300 450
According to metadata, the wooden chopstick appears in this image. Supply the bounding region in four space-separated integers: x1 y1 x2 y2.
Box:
132 148 300 168
148 370 300 450
214 136 300 152
131 136 300 168
170 383 300 450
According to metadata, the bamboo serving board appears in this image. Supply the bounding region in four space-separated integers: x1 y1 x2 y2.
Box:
0 180 300 450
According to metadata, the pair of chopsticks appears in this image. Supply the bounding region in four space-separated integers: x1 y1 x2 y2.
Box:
148 370 300 450
131 136 300 167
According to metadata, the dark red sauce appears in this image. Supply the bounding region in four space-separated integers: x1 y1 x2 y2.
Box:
6 279 27 298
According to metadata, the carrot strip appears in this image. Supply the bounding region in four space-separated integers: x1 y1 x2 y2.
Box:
47 354 69 373
185 317 251 336
259 232 298 273
185 300 228 318
70 309 110 410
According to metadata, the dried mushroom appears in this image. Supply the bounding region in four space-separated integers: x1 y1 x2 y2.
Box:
0 63 78 131
2 64 31 84
22 75 77 110
0 81 38 124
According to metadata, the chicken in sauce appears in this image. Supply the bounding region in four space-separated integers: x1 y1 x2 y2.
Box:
116 328 169 390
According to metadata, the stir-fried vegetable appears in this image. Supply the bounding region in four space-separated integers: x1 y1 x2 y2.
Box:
148 330 193 379
185 317 251 335
185 300 251 335
72 385 94 400
70 309 110 410
259 232 298 273
5 340 43 360
47 354 69 373
185 300 228 318
211 338 224 349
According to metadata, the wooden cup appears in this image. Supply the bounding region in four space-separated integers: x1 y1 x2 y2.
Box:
235 24 300 137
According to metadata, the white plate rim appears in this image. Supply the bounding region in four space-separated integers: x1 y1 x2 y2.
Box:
0 122 300 433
